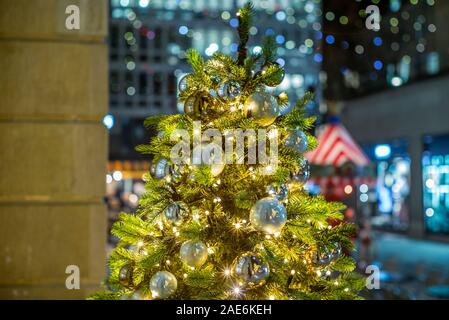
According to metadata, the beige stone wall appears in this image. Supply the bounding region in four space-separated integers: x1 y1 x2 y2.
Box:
0 0 108 299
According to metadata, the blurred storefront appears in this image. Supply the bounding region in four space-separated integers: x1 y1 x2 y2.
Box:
105 160 149 243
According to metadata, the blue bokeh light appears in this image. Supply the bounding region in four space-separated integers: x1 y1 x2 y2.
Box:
314 53 323 63
178 26 188 35
276 35 286 44
373 37 383 46
325 35 335 45
374 60 383 70
229 18 239 28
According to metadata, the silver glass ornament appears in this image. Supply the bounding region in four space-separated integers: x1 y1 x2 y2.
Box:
118 265 133 286
150 158 170 180
233 252 270 287
218 80 241 101
250 197 287 234
178 74 190 93
179 240 208 268
266 184 288 201
243 92 279 127
150 271 177 299
165 201 189 224
285 130 308 153
291 158 310 183
316 243 342 266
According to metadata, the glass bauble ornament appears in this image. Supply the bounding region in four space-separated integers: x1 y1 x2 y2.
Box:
218 80 241 101
285 130 308 153
192 142 224 177
290 158 310 183
165 201 189 224
179 240 208 268
250 197 287 234
118 265 133 286
150 158 171 180
232 252 270 287
150 271 177 299
315 243 342 266
178 74 190 93
262 63 285 87
184 92 214 119
243 92 279 127
266 183 288 201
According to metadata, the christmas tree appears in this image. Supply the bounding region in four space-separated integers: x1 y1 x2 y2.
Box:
91 3 364 300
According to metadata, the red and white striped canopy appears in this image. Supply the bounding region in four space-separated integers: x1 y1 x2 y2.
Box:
306 123 370 167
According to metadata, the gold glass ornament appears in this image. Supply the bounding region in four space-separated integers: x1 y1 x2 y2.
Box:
118 265 133 286
184 92 214 119
179 240 208 268
243 92 279 126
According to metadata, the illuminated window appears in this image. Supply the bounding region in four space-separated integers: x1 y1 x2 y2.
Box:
423 134 449 235
362 140 411 231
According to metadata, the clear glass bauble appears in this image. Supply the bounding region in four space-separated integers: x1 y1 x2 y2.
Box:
150 271 177 299
179 240 208 268
249 197 287 234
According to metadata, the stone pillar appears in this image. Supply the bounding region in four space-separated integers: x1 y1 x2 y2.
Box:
0 0 108 299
